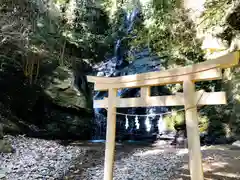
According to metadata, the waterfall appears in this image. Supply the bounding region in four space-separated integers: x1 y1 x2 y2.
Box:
91 3 168 141
92 6 141 139
93 111 106 140
115 7 140 67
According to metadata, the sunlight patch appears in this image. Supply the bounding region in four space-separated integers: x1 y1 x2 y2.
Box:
213 172 240 178
133 149 164 157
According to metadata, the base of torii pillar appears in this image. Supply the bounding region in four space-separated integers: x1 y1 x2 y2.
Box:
183 79 204 180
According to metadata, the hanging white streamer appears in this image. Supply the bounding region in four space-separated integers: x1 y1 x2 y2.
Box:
158 115 165 134
125 115 129 130
145 115 151 132
135 116 140 130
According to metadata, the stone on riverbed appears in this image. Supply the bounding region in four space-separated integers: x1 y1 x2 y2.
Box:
81 147 184 180
232 140 240 149
0 139 14 153
0 168 6 179
0 135 86 180
0 124 14 153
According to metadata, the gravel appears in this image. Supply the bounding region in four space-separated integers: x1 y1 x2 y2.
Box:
81 146 185 180
0 135 86 180
0 136 185 180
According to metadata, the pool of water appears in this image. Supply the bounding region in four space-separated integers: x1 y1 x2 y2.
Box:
88 139 106 143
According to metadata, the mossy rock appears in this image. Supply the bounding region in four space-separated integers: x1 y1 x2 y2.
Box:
0 124 3 139
44 66 90 110
0 139 14 153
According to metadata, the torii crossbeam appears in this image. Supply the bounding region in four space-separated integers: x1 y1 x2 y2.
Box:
87 51 239 180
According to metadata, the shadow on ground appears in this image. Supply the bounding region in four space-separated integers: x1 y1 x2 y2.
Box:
62 141 154 179
60 141 240 180
175 145 240 180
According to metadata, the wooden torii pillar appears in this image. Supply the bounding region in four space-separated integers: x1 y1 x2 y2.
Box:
87 51 239 180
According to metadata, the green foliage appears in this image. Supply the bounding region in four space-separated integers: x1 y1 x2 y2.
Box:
201 0 240 44
163 110 209 133
198 115 209 133
225 67 240 138
200 0 240 139
163 111 184 131
201 0 231 27
129 1 205 67
0 0 117 83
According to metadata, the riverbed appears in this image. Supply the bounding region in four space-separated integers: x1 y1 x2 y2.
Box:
1 135 240 180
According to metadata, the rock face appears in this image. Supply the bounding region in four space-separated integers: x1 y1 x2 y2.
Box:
30 65 93 139
44 66 91 110
0 61 93 140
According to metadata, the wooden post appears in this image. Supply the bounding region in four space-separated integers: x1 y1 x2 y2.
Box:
183 79 204 180
104 88 117 180
141 86 150 100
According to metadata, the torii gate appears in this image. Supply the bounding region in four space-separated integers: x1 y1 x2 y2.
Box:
87 51 239 180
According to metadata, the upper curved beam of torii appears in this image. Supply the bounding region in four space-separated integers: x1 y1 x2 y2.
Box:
87 51 239 91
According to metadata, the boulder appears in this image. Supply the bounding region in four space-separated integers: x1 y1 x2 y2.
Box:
0 60 93 140
32 66 93 139
0 139 14 153
0 168 6 179
232 140 240 148
43 66 91 110
0 123 14 153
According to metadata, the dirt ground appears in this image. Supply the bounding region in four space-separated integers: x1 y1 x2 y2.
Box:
63 141 240 180
173 145 240 180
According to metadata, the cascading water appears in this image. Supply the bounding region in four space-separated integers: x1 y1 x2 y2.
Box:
91 5 168 142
